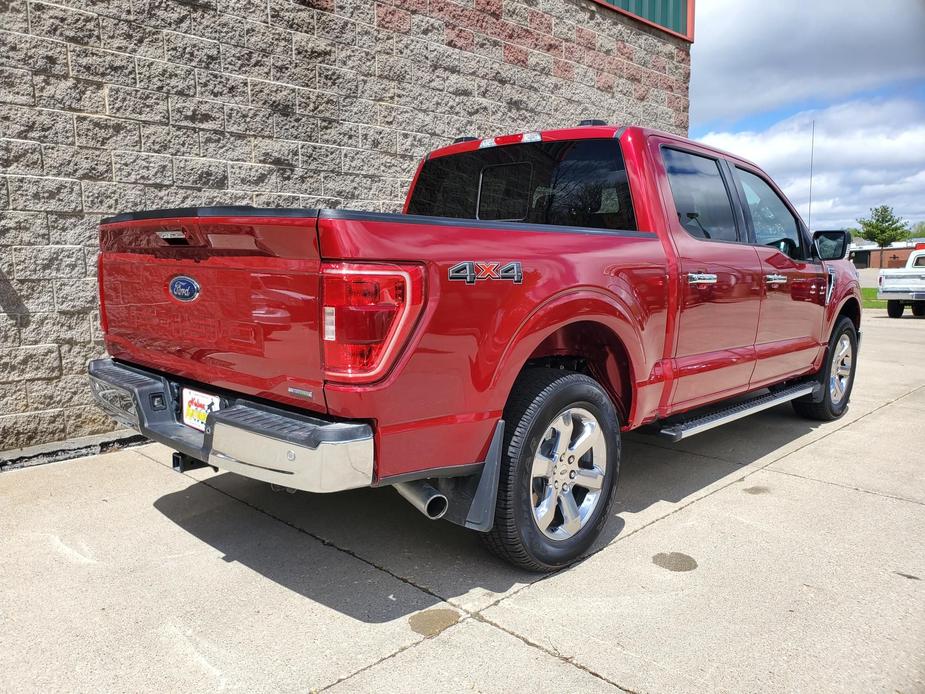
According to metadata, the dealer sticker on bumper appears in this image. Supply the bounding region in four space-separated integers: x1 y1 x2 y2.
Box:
182 388 221 431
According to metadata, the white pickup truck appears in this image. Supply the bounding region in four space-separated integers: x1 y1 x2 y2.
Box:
879 248 925 317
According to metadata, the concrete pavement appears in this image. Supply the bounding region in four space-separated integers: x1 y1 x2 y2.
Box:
1 309 923 693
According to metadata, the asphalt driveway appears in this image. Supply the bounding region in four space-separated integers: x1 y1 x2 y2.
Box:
2 309 923 693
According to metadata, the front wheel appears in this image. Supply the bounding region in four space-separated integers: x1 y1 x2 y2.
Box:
482 369 620 572
793 316 857 421
887 300 904 318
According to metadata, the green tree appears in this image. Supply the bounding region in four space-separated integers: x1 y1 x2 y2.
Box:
856 205 910 267
911 220 925 238
845 226 863 241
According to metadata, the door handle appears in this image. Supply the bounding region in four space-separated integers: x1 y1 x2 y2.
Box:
688 272 717 285
765 274 787 284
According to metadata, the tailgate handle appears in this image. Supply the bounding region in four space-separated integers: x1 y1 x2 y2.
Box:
156 228 190 245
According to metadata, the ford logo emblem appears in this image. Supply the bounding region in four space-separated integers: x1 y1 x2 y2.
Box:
168 276 201 302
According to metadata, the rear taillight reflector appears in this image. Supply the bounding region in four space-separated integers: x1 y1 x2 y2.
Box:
323 306 336 341
321 263 424 383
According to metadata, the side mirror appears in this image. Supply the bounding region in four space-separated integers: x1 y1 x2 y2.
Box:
813 230 850 261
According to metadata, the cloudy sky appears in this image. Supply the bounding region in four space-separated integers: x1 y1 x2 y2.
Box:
689 0 925 230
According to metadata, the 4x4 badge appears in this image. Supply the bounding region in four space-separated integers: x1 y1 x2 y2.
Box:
449 261 523 285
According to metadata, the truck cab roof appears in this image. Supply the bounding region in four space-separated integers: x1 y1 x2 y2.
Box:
426 124 759 170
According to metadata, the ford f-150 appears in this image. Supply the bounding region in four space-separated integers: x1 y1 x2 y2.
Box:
88 123 861 571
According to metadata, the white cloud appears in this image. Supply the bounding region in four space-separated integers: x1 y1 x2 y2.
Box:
700 98 925 229
690 0 925 126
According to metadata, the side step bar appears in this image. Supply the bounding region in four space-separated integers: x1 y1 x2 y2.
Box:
658 382 818 442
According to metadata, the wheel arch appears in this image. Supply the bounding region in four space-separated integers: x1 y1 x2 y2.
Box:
519 321 633 424
836 296 861 332
489 289 646 425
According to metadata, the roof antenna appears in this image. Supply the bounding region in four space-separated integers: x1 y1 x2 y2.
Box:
807 119 815 231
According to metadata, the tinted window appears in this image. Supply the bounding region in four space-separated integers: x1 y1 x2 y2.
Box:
407 139 636 230
662 148 738 242
478 163 532 220
914 255 925 267
736 168 803 259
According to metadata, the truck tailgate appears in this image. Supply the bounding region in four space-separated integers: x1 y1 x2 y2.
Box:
880 270 925 293
98 209 327 412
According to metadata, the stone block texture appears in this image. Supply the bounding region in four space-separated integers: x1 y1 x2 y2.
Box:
0 0 690 451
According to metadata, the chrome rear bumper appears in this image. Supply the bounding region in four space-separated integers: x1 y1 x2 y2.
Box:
877 291 925 301
88 359 374 493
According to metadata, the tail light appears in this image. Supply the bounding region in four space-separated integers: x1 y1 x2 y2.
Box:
321 262 425 383
97 252 109 333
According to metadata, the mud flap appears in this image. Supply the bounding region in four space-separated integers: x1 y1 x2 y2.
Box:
436 420 505 532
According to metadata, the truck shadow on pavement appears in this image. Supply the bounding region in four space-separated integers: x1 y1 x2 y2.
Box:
152 403 825 622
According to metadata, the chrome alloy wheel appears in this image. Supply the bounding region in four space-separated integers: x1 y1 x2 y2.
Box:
829 334 853 404
531 407 607 540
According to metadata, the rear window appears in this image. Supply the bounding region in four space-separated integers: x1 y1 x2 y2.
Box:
407 139 636 231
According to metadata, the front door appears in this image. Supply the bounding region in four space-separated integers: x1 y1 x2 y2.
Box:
729 165 826 386
655 143 764 412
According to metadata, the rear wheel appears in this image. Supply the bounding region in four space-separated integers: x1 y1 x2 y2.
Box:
887 300 904 318
912 302 925 317
482 369 620 572
793 316 857 421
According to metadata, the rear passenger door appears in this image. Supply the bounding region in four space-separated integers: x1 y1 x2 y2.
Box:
655 143 764 411
729 165 827 387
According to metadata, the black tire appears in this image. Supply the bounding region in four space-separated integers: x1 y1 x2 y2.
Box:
912 302 925 317
887 300 904 318
792 316 857 421
482 369 620 572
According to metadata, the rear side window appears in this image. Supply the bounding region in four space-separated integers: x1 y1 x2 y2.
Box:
662 148 738 243
915 255 925 267
407 139 636 231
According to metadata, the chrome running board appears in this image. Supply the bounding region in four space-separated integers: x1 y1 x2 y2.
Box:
658 382 817 442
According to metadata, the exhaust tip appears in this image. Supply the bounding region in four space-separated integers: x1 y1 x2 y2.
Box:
425 494 448 520
394 481 449 520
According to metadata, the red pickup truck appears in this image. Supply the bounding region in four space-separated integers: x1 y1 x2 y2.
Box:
88 124 861 571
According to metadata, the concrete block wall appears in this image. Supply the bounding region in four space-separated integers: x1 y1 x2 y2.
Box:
0 0 690 451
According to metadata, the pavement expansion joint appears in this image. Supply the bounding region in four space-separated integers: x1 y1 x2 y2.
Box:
317 619 470 692
765 467 925 506
471 612 638 693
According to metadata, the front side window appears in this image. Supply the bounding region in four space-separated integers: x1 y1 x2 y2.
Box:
407 139 636 231
661 148 739 243
735 168 804 259
914 255 925 267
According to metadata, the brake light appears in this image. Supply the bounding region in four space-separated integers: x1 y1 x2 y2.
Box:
321 263 425 383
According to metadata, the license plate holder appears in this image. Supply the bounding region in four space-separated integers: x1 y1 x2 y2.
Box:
182 388 222 432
